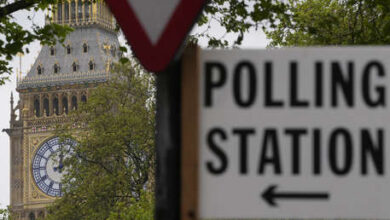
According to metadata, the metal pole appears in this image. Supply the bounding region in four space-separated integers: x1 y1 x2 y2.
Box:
155 59 182 220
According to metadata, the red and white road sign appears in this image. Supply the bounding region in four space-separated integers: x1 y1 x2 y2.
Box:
105 0 207 72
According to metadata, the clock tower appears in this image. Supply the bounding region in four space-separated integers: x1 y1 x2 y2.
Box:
5 1 120 219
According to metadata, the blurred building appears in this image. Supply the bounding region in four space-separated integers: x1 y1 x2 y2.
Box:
5 1 120 219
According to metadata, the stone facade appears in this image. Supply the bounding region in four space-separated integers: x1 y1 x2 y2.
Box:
5 1 119 219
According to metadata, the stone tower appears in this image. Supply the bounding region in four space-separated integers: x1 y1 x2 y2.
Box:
5 1 120 219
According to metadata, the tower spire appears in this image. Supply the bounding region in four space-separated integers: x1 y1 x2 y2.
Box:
16 52 24 82
10 92 16 124
10 92 14 108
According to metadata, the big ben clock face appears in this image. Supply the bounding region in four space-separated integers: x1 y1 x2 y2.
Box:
32 137 76 197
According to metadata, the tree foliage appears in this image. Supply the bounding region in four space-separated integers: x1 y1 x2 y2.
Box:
0 208 10 220
266 0 390 47
192 0 287 47
0 0 72 85
107 190 154 220
45 61 155 220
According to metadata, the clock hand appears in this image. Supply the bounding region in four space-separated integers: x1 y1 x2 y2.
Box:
53 154 64 173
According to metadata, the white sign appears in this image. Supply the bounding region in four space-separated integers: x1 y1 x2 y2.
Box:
199 47 390 219
127 0 181 44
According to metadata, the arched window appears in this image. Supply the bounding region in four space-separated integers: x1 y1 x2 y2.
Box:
37 66 42 75
29 212 35 220
62 97 68 114
66 45 71 54
64 2 69 21
43 98 49 116
83 43 88 53
71 1 76 21
50 46 55 56
72 62 78 72
57 3 62 22
54 64 60 74
72 96 77 110
85 1 90 20
78 0 83 20
89 60 94 71
81 95 87 103
53 97 59 115
34 99 40 117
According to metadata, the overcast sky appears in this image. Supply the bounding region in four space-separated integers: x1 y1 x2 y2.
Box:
0 8 269 209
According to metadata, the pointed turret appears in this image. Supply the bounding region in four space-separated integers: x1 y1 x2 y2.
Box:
10 92 14 110
10 92 17 124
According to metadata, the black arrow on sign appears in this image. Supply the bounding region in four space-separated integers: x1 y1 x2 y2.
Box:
261 185 329 207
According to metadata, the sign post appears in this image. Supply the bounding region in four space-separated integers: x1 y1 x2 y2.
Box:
155 60 182 220
181 45 200 220
182 47 390 219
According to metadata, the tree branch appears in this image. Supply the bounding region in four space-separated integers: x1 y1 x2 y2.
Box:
0 0 39 18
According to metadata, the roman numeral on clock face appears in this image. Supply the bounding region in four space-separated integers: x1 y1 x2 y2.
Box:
39 175 47 183
48 181 54 191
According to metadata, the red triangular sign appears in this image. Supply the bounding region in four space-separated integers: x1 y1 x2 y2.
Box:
105 0 207 72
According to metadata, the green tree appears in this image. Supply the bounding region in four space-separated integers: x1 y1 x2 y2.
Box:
107 190 154 220
266 0 390 47
194 0 287 47
0 207 10 220
0 0 72 84
45 61 155 220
